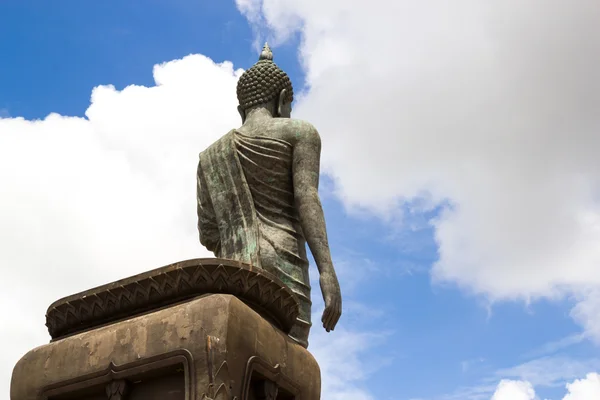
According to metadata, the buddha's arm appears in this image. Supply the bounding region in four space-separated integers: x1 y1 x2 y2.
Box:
196 161 221 254
292 126 342 332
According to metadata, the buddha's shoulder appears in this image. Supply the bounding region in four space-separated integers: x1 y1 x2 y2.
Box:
270 119 320 142
277 118 317 131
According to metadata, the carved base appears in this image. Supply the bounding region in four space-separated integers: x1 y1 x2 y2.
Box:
10 294 321 400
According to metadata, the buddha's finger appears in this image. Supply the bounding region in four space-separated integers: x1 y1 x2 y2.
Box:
325 303 337 331
322 310 330 330
321 308 329 323
323 308 332 330
331 308 341 330
326 307 337 331
332 303 342 329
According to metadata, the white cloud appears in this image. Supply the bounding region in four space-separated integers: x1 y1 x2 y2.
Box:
563 373 600 400
570 290 600 346
487 372 600 400
0 53 382 399
495 356 600 389
235 0 600 340
459 372 600 400
440 355 600 400
491 380 535 400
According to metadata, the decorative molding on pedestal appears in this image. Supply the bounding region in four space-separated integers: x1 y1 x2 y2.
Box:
45 258 300 340
13 265 318 400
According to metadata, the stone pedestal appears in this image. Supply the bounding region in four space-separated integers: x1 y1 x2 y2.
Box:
10 259 320 400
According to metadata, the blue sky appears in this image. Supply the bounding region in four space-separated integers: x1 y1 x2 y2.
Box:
2 1 600 399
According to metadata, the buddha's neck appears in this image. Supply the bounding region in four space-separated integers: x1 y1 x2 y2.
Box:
244 106 275 122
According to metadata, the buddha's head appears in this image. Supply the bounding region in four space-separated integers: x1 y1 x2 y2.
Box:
236 43 294 122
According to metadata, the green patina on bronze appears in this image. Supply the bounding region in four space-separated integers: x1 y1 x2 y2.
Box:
197 43 342 348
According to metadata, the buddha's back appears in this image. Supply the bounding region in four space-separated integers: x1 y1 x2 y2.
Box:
197 43 341 349
233 124 312 344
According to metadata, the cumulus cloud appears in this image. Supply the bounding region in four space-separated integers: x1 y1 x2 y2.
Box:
563 373 600 400
488 372 600 400
491 380 535 400
441 354 600 400
494 356 600 389
235 0 600 338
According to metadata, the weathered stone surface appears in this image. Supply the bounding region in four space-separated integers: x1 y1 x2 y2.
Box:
12 294 320 400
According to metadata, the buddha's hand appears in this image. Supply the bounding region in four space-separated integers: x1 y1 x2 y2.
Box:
320 271 342 332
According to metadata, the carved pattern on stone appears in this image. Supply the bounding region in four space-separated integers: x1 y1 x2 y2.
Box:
201 360 238 400
46 258 299 339
202 335 238 400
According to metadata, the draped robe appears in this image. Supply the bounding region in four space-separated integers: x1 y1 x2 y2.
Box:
197 130 312 347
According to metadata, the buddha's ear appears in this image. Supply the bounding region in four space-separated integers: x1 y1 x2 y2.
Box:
237 105 246 123
277 89 287 117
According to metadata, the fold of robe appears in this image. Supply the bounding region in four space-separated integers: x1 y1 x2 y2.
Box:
197 130 312 347
197 130 261 267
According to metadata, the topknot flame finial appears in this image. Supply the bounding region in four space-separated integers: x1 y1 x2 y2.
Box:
259 42 273 61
